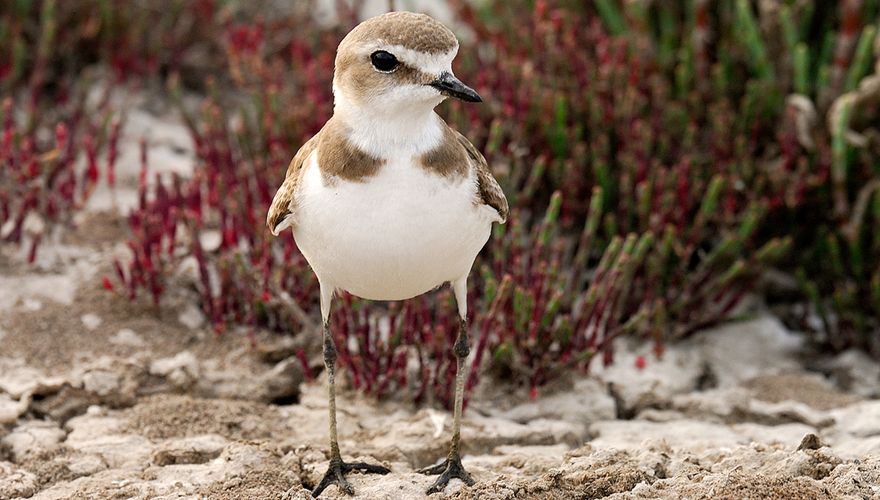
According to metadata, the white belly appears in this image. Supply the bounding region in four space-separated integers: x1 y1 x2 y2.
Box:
292 154 497 301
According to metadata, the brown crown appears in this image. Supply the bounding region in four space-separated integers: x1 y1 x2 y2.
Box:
339 11 459 55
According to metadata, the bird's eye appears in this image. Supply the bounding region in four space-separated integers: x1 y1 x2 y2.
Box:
370 50 399 73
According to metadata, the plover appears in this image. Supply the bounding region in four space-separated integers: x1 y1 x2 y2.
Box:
267 11 508 497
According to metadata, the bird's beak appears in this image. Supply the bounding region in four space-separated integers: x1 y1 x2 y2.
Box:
429 72 482 103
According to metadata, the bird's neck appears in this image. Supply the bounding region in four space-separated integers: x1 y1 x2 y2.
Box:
332 91 445 160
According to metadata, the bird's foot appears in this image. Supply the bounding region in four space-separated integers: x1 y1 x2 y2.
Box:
312 456 390 497
418 454 474 494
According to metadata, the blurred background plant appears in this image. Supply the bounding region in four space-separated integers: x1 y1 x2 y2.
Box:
2 0 878 406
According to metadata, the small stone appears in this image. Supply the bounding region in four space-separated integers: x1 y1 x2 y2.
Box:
86 405 105 416
830 401 880 438
1 420 66 461
85 434 154 469
22 212 45 235
65 414 123 443
66 454 107 477
109 328 147 347
496 378 616 433
822 349 880 398
791 399 880 459
150 351 200 388
0 462 38 499
199 230 222 252
281 486 314 500
82 369 122 397
0 363 65 399
175 255 199 283
29 385 96 423
81 313 103 330
697 315 804 388
592 340 704 416
23 298 43 311
0 393 28 425
798 433 824 451
0 219 14 239
259 358 305 403
178 303 206 330
151 434 227 466
255 335 298 363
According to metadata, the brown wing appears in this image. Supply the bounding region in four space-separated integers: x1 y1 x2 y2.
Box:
453 130 509 223
266 134 320 235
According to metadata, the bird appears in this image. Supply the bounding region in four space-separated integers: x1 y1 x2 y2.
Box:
267 11 508 497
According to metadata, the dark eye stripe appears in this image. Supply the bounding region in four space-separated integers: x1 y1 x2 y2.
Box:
370 50 399 72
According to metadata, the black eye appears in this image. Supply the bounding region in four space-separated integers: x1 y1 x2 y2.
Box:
370 50 399 72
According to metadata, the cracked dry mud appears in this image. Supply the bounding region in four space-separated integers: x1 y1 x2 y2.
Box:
3 97 880 500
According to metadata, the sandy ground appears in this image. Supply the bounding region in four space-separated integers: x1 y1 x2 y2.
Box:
2 91 880 500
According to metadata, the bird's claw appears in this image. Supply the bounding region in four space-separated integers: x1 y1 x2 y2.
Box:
312 457 390 497
418 455 474 494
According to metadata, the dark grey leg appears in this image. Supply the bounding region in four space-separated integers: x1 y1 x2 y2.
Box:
312 287 390 498
419 279 475 494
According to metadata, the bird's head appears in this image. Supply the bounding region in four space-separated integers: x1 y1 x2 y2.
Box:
332 11 481 118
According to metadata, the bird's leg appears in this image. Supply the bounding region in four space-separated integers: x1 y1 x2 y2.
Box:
419 279 475 494
312 288 390 498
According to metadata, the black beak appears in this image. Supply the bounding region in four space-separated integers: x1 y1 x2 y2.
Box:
429 72 482 103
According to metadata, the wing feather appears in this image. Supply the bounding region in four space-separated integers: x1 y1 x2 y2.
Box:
266 134 320 235
452 130 508 223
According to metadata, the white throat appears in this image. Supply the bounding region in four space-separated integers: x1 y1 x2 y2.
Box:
332 86 445 159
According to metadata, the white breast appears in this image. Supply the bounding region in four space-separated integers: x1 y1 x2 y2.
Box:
292 153 496 301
